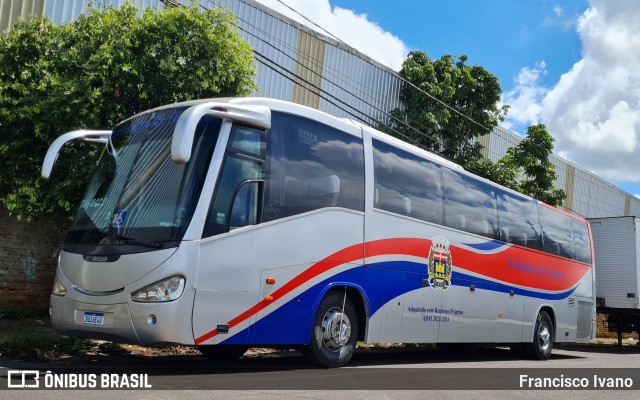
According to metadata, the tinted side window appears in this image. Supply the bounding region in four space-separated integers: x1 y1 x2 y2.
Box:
444 169 498 239
373 140 443 224
538 205 574 259
573 220 592 264
496 191 541 250
263 112 364 221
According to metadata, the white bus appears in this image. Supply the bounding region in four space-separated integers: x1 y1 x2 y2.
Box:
42 97 595 367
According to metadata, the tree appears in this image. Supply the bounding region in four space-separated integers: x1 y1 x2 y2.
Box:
0 2 257 222
385 51 565 207
508 124 566 206
383 51 509 166
470 124 566 207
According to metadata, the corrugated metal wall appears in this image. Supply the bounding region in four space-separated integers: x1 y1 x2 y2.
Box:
42 0 160 25
2 0 639 219
218 0 403 124
1 0 45 34
321 44 402 124
292 30 325 108
487 126 640 218
590 217 639 308
216 0 296 100
636 218 640 307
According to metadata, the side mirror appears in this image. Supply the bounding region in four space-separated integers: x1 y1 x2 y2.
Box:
41 130 112 180
227 180 264 231
171 102 271 164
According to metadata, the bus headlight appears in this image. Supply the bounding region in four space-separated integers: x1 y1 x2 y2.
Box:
52 277 67 296
131 276 186 302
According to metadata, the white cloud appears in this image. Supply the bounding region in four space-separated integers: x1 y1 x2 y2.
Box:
501 62 549 132
542 3 579 31
553 6 565 17
253 0 409 71
504 0 640 182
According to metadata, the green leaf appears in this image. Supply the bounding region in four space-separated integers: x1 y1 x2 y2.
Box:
0 1 256 224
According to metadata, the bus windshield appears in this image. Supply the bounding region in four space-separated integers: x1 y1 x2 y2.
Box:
66 107 222 250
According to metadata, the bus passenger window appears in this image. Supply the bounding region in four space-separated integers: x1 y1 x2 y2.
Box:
444 169 498 239
573 220 592 264
263 112 364 221
496 191 541 250
538 205 574 259
372 140 443 224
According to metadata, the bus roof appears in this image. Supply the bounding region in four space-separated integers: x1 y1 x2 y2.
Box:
130 97 586 223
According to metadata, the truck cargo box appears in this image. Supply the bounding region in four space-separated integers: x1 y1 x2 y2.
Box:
589 216 640 309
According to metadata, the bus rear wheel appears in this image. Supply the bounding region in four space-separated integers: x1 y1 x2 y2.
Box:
525 311 553 360
303 291 358 368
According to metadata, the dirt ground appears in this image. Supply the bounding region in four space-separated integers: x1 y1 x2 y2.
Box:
0 317 637 361
0 317 281 359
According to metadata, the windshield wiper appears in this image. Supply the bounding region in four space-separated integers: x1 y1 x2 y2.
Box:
100 230 163 248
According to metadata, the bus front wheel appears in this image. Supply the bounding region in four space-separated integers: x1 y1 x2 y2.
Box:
526 311 554 360
303 291 358 368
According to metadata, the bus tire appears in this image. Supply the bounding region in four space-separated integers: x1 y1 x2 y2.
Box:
526 311 553 360
198 345 247 361
303 291 358 368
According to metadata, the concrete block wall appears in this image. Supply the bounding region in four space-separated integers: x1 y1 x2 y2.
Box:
0 208 66 309
596 312 639 340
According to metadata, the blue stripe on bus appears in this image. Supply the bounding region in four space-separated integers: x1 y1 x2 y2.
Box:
460 240 507 252
222 265 410 345
452 271 576 300
219 261 576 345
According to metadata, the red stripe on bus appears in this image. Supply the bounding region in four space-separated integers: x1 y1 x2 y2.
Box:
194 237 591 344
195 242 364 344
365 237 430 259
450 245 591 291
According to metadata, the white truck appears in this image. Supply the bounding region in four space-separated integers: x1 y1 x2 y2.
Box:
588 216 640 346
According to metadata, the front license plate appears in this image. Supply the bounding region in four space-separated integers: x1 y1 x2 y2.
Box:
83 312 105 326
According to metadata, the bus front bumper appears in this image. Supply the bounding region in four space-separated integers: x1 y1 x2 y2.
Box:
50 295 196 346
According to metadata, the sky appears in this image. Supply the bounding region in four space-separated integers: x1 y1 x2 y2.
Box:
253 0 640 198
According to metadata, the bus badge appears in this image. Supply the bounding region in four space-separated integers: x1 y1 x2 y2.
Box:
428 236 452 290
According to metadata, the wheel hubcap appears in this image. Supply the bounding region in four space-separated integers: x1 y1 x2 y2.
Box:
538 322 551 351
321 307 351 352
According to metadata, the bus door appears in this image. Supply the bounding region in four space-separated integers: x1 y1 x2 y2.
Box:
192 121 267 345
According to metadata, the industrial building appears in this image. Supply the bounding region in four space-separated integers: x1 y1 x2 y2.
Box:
2 0 639 218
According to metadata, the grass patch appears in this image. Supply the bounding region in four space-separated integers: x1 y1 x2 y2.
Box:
0 307 49 320
0 332 91 359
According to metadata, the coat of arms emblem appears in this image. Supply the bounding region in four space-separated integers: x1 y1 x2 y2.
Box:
428 236 452 290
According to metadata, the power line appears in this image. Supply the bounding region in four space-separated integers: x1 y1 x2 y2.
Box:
253 49 427 148
230 2 507 158
208 0 493 137
216 1 404 124
231 3 509 162
200 4 499 162
240 26 454 151
197 1 463 152
235 5 621 215
273 0 343 44
196 2 554 170
267 0 493 135
168 0 626 214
